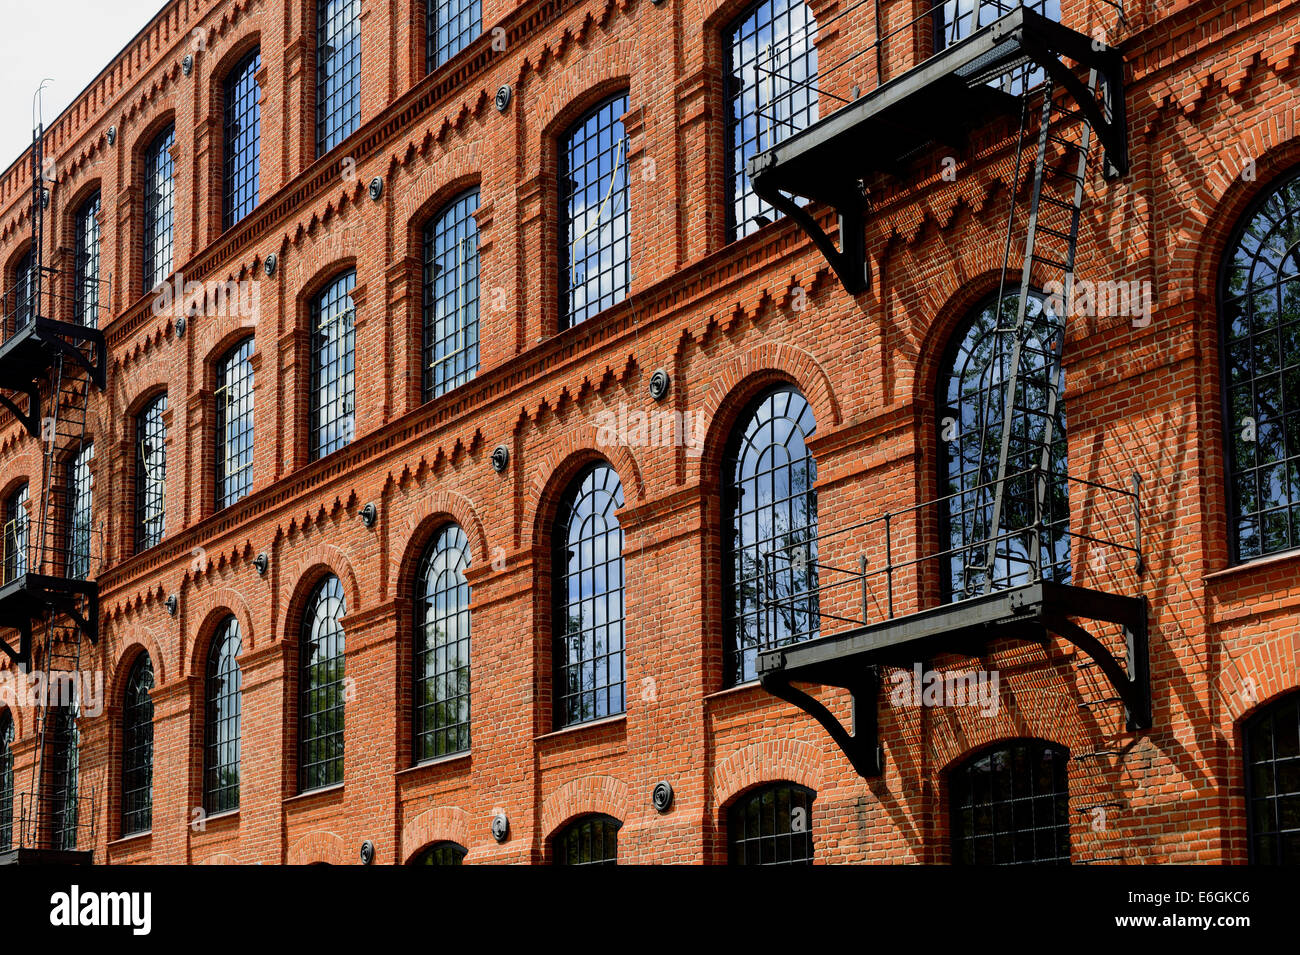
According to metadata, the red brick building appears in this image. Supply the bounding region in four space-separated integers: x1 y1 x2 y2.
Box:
0 0 1297 865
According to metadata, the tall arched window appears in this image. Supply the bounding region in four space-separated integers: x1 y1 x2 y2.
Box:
938 291 1067 602
723 386 818 686
135 394 167 552
728 782 815 865
73 192 101 327
414 524 472 761
317 0 362 155
559 94 630 329
65 444 94 581
10 248 34 329
204 616 243 815
554 463 625 728
215 337 255 508
1243 690 1300 864
1220 168 1300 562
422 190 480 400
553 814 620 865
950 738 1070 865
3 483 27 585
223 48 262 229
725 0 819 241
427 0 480 71
143 125 176 290
121 653 155 836
49 703 79 851
0 710 13 851
310 270 356 460
299 575 346 792
411 841 467 865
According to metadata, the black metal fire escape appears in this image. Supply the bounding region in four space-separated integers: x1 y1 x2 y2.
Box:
749 2 1148 779
0 122 105 862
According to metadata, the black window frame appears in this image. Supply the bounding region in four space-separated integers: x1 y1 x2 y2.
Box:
309 270 357 461
421 189 481 401
204 616 243 815
426 0 481 72
411 841 467 865
48 703 80 852
65 444 94 581
553 814 621 865
215 337 256 509
3 483 28 585
949 738 1071 865
316 0 362 157
121 653 155 837
135 394 167 552
73 192 102 327
727 782 815 865
298 574 347 793
1243 690 1300 864
10 248 35 329
142 125 176 291
223 47 262 230
414 523 472 762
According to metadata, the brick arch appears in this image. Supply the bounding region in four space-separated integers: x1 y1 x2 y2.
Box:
712 739 824 809
934 732 1073 779
401 805 472 862
196 852 240 865
540 773 634 839
110 628 166 706
391 488 491 593
530 35 638 145
397 153 483 256
522 437 646 549
280 541 362 642
186 590 256 677
1218 631 1300 727
286 830 347 866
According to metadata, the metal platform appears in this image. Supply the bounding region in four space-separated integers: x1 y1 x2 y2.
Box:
0 847 93 866
0 572 99 669
748 5 1128 293
0 315 106 436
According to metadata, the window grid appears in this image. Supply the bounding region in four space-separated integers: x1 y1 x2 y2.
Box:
11 250 35 329
299 575 346 792
724 387 819 687
1244 691 1300 864
223 48 262 229
65 444 94 581
121 654 154 836
554 464 626 728
142 126 175 290
316 0 362 156
725 0 819 241
49 703 79 852
559 94 630 329
413 841 467 865
934 0 1059 93
426 0 480 71
0 711 13 852
204 617 243 815
939 292 1069 602
215 338 255 509
950 739 1071 865
135 395 167 552
554 814 620 865
415 524 472 762
3 484 28 585
73 194 101 327
422 190 481 400
728 782 815 865
1222 170 1300 562
309 271 356 460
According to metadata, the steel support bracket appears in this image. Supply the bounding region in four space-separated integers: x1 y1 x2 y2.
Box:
0 383 40 436
1044 597 1151 731
760 660 885 777
0 619 32 669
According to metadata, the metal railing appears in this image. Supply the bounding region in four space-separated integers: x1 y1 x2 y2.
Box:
0 515 103 587
760 466 1141 648
0 266 111 345
14 788 96 854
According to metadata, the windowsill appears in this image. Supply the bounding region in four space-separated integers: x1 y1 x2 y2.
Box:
396 751 471 778
199 808 240 826
109 829 152 848
1203 547 1300 583
283 783 344 806
534 713 626 743
703 680 763 702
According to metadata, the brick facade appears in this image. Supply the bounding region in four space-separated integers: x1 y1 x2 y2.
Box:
0 0 1298 864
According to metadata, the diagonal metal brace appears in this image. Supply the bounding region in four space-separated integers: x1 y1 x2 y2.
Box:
0 383 40 436
0 619 32 669
761 661 885 777
1045 602 1150 731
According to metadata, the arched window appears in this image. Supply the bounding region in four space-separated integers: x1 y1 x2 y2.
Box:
49 703 79 851
554 463 625 728
65 444 94 581
950 738 1070 865
204 616 243 815
215 337 255 508
3 483 28 585
411 841 467 865
121 653 155 836
143 125 176 290
1243 690 1300 863
73 192 101 327
723 386 818 686
938 291 1067 602
1220 168 1300 562
223 48 262 229
310 270 356 460
559 94 630 329
317 0 362 155
728 782 815 865
0 710 13 851
553 814 620 865
10 248 35 329
299 575 346 792
414 524 471 761
427 0 480 71
422 189 480 400
725 0 818 241
135 394 167 552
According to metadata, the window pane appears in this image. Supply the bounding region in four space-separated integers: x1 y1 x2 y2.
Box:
950 739 1070 865
299 575 346 791
427 0 480 71
215 338 255 508
3 484 28 585
0 711 13 851
554 815 620 865
49 704 80 851
205 617 243 814
135 394 167 551
310 271 356 459
1245 691 1300 864
728 783 815 865
414 525 472 760
413 841 466 865
65 444 94 581
121 654 155 836
317 0 362 155
224 49 262 228
143 126 175 290
422 190 480 400
73 194 102 327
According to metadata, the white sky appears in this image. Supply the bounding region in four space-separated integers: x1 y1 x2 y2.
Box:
0 0 168 176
